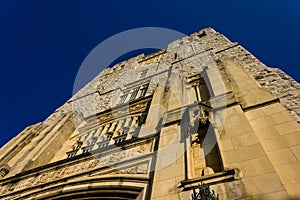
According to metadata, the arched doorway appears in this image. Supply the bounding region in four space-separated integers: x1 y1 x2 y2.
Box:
19 176 148 200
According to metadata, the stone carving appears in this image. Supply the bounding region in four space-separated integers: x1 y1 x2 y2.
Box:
72 90 120 118
97 142 153 166
118 163 149 174
0 159 100 195
0 165 10 179
95 97 151 125
0 140 153 195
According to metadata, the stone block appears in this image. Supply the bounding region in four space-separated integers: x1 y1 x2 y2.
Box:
284 131 300 147
262 103 286 116
268 148 297 166
218 138 234 152
290 145 300 160
152 178 176 198
224 122 254 138
275 161 300 181
270 111 295 124
252 190 289 200
262 135 292 152
245 109 265 121
249 116 276 130
222 144 266 165
231 133 259 148
155 163 184 181
242 173 285 195
275 121 300 135
283 179 300 199
240 157 274 177
253 126 278 140
159 131 180 147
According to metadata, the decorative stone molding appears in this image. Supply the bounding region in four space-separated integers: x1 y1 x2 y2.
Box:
0 137 155 196
0 165 10 179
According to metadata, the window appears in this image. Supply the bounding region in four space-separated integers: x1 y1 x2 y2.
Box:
129 88 139 101
88 138 97 146
118 91 129 104
67 151 77 158
114 137 126 144
139 84 148 97
194 79 211 102
123 127 130 135
118 84 149 105
105 133 113 140
72 141 82 151
67 141 83 158
98 142 109 149
199 83 210 102
140 69 148 78
82 146 93 154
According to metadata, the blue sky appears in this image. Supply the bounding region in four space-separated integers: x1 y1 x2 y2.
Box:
0 0 299 147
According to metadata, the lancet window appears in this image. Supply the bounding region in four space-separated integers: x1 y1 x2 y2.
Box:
66 141 82 158
118 91 129 104
192 71 213 103
66 115 144 158
118 84 149 105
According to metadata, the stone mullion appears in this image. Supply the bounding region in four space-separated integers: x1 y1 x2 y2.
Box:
90 127 102 151
108 121 117 145
123 90 131 103
83 130 97 151
127 116 139 140
123 117 131 128
95 126 103 136
193 82 201 102
114 119 125 135
136 85 145 99
95 126 104 143
100 123 110 137
96 123 111 147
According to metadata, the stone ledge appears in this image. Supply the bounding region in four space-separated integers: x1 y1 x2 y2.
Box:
178 169 235 191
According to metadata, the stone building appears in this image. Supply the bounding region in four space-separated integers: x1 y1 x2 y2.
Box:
0 28 299 200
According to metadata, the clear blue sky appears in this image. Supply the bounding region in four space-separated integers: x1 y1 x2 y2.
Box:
0 0 299 147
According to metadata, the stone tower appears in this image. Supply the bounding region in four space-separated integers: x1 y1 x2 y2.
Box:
0 28 299 200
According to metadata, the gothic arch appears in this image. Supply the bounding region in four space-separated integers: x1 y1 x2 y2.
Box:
18 175 148 200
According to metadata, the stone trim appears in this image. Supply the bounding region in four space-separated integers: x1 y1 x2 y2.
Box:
178 169 235 191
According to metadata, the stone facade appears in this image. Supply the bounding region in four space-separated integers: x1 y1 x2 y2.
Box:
0 28 299 200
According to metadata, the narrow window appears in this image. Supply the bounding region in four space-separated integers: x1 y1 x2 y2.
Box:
118 91 129 104
88 138 97 146
72 141 82 151
129 88 139 101
139 84 148 97
67 152 77 158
